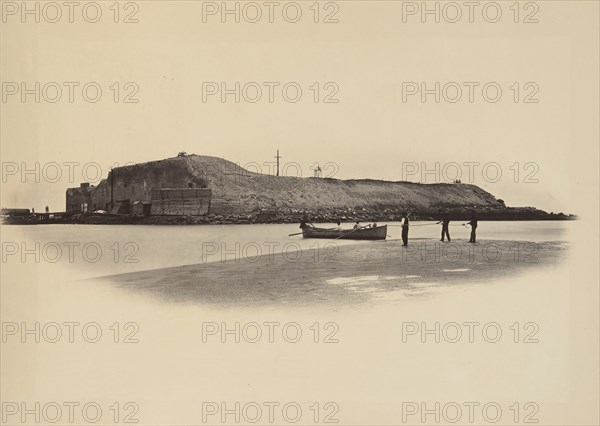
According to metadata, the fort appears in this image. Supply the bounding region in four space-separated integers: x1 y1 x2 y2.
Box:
58 153 572 225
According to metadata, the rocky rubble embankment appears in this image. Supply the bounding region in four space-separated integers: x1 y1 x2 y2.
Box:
16 205 573 226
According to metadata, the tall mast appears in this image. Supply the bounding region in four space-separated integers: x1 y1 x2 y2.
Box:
275 150 281 176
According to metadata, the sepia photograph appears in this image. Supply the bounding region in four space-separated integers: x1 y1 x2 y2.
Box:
1 1 598 424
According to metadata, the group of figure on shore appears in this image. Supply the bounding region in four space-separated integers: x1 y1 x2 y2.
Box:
433 211 478 243
299 211 479 246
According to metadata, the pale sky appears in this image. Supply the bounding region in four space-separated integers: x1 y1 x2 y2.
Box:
1 1 598 215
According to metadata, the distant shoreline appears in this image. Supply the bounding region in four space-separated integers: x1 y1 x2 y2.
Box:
1 207 576 225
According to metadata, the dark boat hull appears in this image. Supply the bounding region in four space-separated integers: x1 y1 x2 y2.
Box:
302 225 387 240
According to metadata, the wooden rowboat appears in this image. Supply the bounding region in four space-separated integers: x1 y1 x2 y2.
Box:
302 225 387 240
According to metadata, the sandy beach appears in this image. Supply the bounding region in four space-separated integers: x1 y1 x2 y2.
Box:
96 238 568 307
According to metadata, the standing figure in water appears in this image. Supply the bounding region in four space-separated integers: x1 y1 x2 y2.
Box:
401 212 410 246
437 213 451 242
467 211 478 243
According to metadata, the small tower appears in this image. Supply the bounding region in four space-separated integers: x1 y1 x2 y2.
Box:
313 164 322 178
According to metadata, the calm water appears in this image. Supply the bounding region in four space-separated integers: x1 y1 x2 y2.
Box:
1 221 570 279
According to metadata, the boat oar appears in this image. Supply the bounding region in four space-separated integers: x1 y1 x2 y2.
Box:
333 225 372 240
288 231 303 237
388 223 436 227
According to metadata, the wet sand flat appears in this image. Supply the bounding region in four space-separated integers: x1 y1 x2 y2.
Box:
95 239 568 307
